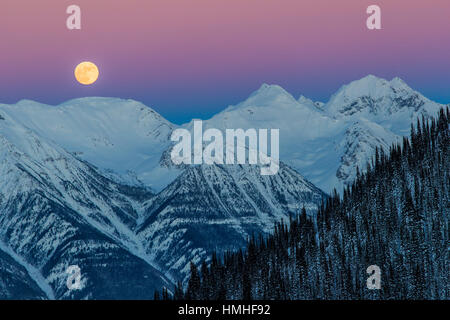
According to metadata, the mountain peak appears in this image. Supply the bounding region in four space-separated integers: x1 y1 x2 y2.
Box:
331 75 414 99
59 96 171 123
359 74 385 82
324 75 440 118
59 96 150 109
251 83 294 98
14 99 50 107
333 75 389 97
256 83 285 92
236 83 297 108
389 76 408 88
12 97 163 117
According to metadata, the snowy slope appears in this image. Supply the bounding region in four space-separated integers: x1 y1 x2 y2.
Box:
0 98 180 191
0 112 171 299
336 119 401 185
137 162 325 282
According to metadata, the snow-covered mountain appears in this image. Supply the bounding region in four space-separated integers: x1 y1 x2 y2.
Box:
136 162 325 282
321 75 443 186
326 75 439 119
0 75 445 298
1 75 442 193
335 119 401 184
200 75 444 191
0 96 325 297
0 98 180 191
196 84 344 190
0 112 171 299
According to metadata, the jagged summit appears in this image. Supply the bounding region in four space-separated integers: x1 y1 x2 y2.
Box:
325 75 442 119
327 75 402 104
137 161 325 282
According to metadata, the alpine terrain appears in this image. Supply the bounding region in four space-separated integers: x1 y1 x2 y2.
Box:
0 75 446 299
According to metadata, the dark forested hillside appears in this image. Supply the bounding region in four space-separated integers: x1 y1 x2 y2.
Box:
163 108 449 300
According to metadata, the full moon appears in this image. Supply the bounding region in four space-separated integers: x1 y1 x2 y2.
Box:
74 61 99 85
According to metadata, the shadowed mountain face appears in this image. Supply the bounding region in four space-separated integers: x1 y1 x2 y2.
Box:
1 191 171 300
0 247 46 299
137 162 325 282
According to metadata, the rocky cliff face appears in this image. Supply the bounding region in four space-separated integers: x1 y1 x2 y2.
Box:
137 162 325 282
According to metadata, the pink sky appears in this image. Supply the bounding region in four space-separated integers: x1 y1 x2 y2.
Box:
1 0 449 123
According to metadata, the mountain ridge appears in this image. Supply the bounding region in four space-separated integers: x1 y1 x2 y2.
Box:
1 75 445 193
0 75 447 298
137 162 325 282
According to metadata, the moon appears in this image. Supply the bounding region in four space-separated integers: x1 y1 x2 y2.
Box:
74 61 99 85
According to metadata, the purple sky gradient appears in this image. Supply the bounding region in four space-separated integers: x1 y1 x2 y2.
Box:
1 0 449 123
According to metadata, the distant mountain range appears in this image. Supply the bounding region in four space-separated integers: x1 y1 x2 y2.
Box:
199 75 444 191
0 75 445 299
